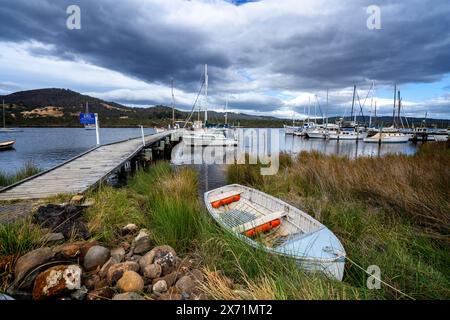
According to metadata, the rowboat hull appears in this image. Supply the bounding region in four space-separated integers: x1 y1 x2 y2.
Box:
204 184 346 281
0 140 15 150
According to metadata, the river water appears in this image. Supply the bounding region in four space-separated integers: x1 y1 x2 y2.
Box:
1 128 419 193
0 127 156 175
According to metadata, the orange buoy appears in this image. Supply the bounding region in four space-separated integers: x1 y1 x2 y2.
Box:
210 194 241 208
245 219 281 238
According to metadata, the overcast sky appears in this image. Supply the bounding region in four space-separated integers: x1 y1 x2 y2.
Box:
0 0 449 119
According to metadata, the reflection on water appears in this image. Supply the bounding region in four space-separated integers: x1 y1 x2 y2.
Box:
171 128 419 195
0 127 156 175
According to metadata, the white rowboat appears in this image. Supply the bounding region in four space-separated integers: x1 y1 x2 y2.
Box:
204 184 346 281
0 140 15 150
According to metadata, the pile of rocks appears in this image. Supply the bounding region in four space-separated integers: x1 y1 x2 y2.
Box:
6 224 206 300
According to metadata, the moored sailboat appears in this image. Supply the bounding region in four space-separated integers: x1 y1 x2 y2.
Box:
182 64 238 147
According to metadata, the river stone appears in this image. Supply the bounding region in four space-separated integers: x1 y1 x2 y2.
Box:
132 229 152 254
106 261 140 285
83 245 110 271
140 245 177 276
41 232 65 243
14 247 54 283
110 247 125 262
52 241 98 260
175 275 196 296
143 264 162 279
122 223 138 235
152 271 181 287
152 280 168 294
113 292 145 300
32 265 82 300
99 256 119 278
189 269 204 283
82 273 101 290
128 255 142 263
70 285 88 300
117 271 144 293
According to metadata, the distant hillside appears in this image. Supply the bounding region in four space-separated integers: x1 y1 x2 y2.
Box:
0 88 286 127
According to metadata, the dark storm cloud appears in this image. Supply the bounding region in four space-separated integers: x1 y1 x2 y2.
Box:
0 0 231 91
0 0 449 116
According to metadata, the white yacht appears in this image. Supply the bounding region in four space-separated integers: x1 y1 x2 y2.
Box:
363 132 409 143
182 65 238 147
183 128 237 146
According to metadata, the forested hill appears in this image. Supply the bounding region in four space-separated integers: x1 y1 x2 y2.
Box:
0 88 286 127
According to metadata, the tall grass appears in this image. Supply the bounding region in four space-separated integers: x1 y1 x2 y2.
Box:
84 186 146 244
0 219 44 257
0 161 41 187
128 162 201 253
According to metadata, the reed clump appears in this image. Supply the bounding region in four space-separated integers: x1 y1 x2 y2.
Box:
0 161 41 187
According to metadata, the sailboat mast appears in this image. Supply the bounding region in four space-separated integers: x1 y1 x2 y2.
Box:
2 99 5 129
350 85 356 122
204 64 208 124
326 88 328 126
308 96 311 124
392 84 397 128
225 97 228 125
171 79 175 128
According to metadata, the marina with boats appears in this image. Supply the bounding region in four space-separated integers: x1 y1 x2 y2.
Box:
284 84 449 144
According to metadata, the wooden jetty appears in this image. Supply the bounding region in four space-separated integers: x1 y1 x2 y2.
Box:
0 131 178 201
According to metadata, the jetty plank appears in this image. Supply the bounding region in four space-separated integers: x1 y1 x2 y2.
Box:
0 131 175 201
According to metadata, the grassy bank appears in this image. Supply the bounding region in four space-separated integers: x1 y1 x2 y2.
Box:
227 141 450 299
0 162 41 187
